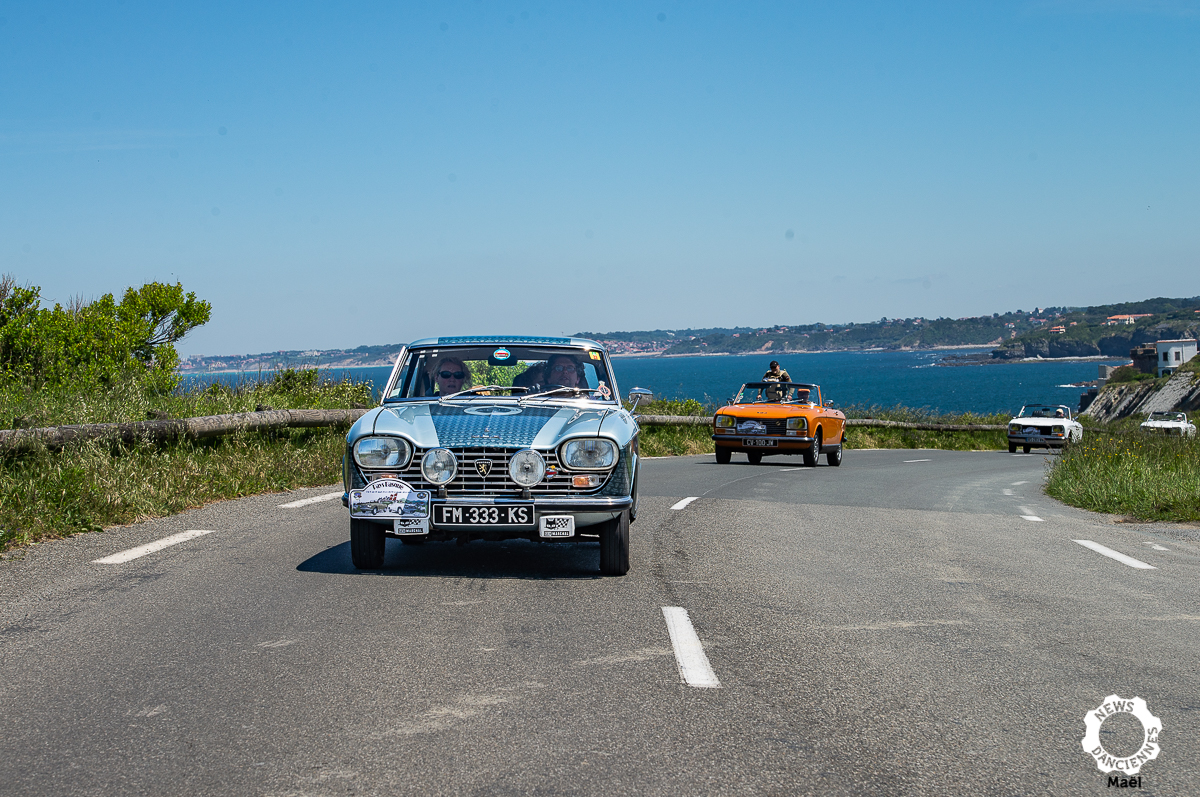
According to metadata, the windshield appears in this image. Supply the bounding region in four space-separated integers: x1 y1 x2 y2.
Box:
385 345 616 402
1018 406 1069 419
733 382 821 405
1148 412 1185 422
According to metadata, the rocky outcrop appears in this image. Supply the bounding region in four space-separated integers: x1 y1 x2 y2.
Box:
1083 371 1200 422
1048 338 1101 357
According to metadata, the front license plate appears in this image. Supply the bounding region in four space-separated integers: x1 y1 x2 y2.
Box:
434 504 534 526
743 438 778 447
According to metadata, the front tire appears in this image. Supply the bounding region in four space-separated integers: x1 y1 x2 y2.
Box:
1009 442 1017 453
803 430 822 467
715 447 731 464
599 510 630 576
826 440 843 466
350 518 386 569
747 451 763 464
1023 445 1031 453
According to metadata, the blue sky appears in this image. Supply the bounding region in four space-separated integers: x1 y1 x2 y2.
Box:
2 1 1197 356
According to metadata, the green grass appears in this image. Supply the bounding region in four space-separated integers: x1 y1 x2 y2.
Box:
1046 430 1200 521
0 367 373 428
0 370 370 552
0 428 346 551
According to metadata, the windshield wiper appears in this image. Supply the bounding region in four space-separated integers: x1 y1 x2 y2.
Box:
519 386 592 403
439 385 529 403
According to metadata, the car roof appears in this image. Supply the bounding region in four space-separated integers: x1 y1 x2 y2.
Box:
407 335 604 349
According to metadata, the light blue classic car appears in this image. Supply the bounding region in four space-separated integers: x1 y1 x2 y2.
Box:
342 336 649 575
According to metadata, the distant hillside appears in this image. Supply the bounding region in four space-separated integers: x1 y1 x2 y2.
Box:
579 297 1200 358
180 343 404 373
180 296 1200 372
991 297 1200 359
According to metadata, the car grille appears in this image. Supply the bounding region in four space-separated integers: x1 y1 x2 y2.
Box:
736 419 788 435
356 447 609 496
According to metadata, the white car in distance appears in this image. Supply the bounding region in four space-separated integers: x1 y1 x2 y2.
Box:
1140 411 1197 437
1007 404 1083 453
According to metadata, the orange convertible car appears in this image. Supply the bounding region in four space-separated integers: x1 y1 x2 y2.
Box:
712 382 846 466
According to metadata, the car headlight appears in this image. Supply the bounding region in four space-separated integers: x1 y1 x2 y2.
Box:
560 439 617 470
1052 425 1064 435
786 417 808 432
421 448 458 485
1009 424 1020 433
714 415 735 428
509 449 546 487
353 436 411 469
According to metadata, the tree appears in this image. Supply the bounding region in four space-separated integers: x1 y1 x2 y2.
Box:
0 276 211 392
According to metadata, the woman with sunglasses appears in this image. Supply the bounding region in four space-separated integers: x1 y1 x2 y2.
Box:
431 356 472 396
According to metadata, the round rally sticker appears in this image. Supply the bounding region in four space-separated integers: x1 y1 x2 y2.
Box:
493 347 511 360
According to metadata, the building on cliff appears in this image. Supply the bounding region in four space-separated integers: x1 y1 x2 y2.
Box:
1155 339 1198 377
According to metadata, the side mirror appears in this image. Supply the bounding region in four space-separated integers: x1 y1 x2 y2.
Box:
627 387 652 412
824 400 834 407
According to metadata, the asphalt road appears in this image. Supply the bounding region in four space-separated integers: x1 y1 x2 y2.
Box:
2 448 1198 796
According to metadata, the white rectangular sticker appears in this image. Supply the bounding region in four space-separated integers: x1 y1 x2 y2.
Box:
539 515 575 538
393 517 429 535
349 479 430 519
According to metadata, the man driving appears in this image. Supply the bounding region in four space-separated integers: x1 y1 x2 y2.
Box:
545 353 581 388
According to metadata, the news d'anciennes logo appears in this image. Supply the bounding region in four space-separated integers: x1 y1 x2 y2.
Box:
1081 695 1162 777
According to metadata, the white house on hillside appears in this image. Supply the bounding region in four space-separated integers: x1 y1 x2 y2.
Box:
1155 339 1198 377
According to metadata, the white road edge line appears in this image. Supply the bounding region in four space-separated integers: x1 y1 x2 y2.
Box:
661 607 721 688
1074 540 1156 570
671 497 700 510
93 530 216 564
278 491 344 509
903 459 932 463
1021 516 1044 522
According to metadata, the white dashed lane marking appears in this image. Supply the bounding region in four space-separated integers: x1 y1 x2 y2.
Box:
93 530 215 564
1003 489 1014 496
279 491 343 509
1142 541 1170 551
671 497 699 510
661 607 721 688
1012 481 1028 486
903 459 931 463
1018 506 1043 522
1074 540 1156 570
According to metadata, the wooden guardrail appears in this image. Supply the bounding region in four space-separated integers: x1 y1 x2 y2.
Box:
1 410 1007 452
636 415 1006 432
0 409 369 452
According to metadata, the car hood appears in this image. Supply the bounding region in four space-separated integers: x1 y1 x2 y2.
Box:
718 403 824 418
352 402 620 449
1010 418 1072 427
1140 420 1191 428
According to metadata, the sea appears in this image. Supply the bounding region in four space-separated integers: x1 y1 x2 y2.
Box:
181 348 1127 416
